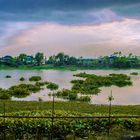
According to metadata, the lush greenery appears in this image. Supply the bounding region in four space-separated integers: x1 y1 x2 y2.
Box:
47 83 59 90
130 72 139 75
54 73 132 102
0 81 56 99
0 101 140 139
1 110 140 139
19 77 25 81
5 75 11 78
1 52 140 69
29 76 42 81
1 101 140 115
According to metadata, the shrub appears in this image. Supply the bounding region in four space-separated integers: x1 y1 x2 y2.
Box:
0 90 11 100
0 110 139 139
77 96 91 103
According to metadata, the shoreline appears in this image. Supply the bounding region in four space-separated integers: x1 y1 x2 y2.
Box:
1 65 140 71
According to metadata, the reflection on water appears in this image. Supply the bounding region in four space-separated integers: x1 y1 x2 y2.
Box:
0 69 140 105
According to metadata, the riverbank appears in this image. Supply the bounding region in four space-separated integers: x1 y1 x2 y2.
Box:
1 100 140 115
1 65 140 71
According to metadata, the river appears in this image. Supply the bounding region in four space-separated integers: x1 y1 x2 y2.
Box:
0 69 140 105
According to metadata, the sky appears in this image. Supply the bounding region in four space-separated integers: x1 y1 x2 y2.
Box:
0 0 140 57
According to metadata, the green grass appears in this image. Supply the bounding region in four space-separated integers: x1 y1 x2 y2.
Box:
1 64 140 71
1 100 140 115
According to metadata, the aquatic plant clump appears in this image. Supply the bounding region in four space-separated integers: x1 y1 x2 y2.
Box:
9 84 42 98
5 75 11 78
29 76 42 81
19 77 25 81
130 72 139 75
47 83 59 90
72 73 133 95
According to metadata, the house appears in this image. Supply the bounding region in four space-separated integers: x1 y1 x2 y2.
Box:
2 55 13 61
25 56 34 64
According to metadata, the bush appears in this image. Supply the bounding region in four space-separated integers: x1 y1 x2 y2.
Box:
29 76 42 81
0 110 139 139
77 96 91 103
0 90 11 100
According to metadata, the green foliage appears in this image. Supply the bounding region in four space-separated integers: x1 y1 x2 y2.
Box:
0 89 11 100
9 84 41 97
35 52 44 66
1 52 140 69
29 76 42 81
130 72 139 75
72 73 132 95
0 110 140 139
5 75 11 78
47 83 59 90
19 77 25 81
56 89 77 100
77 96 91 103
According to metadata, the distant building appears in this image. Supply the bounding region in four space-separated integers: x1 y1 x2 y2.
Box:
25 56 34 64
2 55 13 61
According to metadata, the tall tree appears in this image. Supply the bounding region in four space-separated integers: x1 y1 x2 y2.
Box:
35 52 44 66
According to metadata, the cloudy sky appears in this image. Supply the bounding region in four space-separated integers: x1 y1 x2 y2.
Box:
0 0 140 57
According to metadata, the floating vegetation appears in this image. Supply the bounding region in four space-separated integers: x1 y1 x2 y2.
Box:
72 73 132 95
47 83 59 90
5 75 11 78
35 81 49 86
130 72 139 75
29 76 42 81
54 73 133 102
19 77 25 81
9 84 42 98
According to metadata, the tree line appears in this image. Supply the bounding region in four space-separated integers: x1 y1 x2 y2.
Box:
0 52 140 68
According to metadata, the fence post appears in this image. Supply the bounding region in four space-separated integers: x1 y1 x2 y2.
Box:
51 92 55 140
3 102 6 140
108 90 114 136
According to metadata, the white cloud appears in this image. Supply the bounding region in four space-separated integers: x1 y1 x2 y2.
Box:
0 18 140 57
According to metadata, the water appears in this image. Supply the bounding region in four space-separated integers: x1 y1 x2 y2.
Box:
0 69 140 105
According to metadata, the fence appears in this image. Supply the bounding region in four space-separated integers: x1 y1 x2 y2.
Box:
1 102 140 140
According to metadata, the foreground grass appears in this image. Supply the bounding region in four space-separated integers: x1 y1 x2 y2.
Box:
0 100 140 115
1 101 140 140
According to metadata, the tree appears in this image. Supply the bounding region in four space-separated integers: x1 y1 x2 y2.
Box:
17 53 27 65
35 52 44 66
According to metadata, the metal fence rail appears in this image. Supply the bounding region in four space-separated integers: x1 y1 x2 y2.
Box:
1 115 140 119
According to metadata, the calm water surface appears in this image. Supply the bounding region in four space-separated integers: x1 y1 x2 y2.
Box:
0 69 140 105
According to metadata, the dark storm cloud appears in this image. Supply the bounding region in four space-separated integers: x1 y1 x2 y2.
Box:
0 0 139 24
